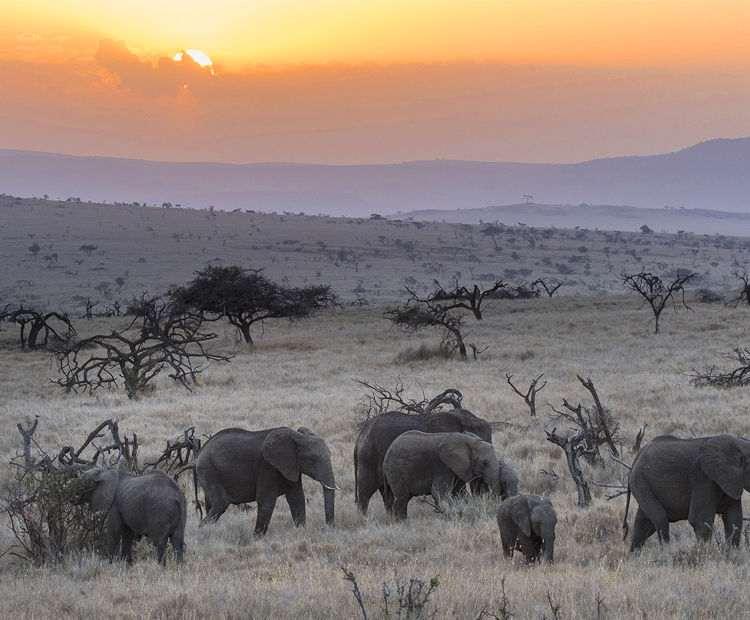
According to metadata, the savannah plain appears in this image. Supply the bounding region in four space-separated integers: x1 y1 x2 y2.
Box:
2 196 750 618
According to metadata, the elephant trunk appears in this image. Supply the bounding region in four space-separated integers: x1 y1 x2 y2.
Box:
543 534 555 563
322 485 335 526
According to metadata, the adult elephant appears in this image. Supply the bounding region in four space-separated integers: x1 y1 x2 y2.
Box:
382 430 501 520
354 403 493 514
195 426 335 536
623 434 750 551
82 468 187 565
496 494 557 563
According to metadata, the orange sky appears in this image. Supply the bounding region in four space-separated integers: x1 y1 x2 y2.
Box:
1 1 750 164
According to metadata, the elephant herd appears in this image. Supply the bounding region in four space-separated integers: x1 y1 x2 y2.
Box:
78 405 750 565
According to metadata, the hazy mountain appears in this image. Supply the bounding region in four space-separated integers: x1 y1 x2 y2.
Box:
1 137 749 234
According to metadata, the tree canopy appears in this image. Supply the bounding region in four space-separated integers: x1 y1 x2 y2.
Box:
168 265 338 344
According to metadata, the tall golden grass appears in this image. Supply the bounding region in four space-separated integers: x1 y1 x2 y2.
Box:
2 288 750 618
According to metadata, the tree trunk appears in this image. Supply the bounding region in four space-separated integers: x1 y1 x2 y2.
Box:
239 322 254 344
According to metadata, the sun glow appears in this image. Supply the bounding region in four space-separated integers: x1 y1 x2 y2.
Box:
173 49 213 73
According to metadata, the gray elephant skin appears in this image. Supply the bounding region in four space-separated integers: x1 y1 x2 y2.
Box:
83 468 187 565
195 426 335 536
623 434 750 551
354 409 493 513
496 494 557 563
382 430 500 520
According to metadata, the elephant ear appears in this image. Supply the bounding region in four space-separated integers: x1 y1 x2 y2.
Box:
262 428 300 482
438 434 474 482
700 435 745 500
87 468 118 513
511 496 533 538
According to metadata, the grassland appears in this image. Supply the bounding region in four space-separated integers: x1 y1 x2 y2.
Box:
2 197 750 618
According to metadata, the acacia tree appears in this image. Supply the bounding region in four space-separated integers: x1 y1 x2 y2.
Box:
384 287 475 359
168 265 338 344
53 295 232 399
428 280 507 320
618 269 696 334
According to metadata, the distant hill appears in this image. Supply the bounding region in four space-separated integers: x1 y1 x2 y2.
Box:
1 138 749 232
399 202 750 237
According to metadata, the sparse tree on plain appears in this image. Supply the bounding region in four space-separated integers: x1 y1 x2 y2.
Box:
385 287 475 359
168 264 338 344
618 268 696 334
428 280 507 320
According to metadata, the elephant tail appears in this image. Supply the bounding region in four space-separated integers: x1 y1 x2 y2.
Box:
622 484 631 541
173 463 203 521
353 449 359 504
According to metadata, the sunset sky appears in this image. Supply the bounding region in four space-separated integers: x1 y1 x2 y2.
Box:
2 0 750 165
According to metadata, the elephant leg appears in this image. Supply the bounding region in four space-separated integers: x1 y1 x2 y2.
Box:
392 492 410 521
285 482 306 528
381 486 396 513
516 534 537 563
721 502 743 547
254 490 279 537
431 471 458 509
155 536 168 566
500 537 514 558
170 531 185 564
105 511 123 561
201 491 230 526
120 526 134 564
629 507 658 551
170 523 185 564
356 471 380 514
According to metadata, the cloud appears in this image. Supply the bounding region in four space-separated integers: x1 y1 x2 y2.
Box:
16 33 43 42
94 38 213 96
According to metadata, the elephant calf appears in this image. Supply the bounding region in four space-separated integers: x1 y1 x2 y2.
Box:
496 494 557 563
382 430 501 520
83 468 187 565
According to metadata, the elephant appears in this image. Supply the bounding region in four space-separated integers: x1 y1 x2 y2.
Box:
496 494 557 563
354 407 493 514
382 430 501 520
83 468 187 565
623 434 750 551
195 426 335 536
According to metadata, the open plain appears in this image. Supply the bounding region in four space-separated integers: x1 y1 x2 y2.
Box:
2 198 750 618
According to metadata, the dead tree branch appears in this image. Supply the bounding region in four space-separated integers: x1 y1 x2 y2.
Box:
506 373 547 417
545 428 593 507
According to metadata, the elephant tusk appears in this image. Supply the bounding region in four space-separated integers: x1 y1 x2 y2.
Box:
320 482 340 491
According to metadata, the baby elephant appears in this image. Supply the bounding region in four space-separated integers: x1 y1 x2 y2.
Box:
496 494 557 563
383 430 500 520
83 468 187 565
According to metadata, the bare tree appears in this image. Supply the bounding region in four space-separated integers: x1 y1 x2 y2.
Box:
1 305 76 351
53 295 232 399
618 269 696 334
506 373 547 417
728 269 750 307
689 347 750 388
545 376 621 508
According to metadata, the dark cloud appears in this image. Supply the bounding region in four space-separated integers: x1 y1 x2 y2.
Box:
94 38 212 96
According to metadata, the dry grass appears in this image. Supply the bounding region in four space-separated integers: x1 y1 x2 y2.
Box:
2 199 750 618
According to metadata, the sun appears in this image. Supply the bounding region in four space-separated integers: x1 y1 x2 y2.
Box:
173 50 214 74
